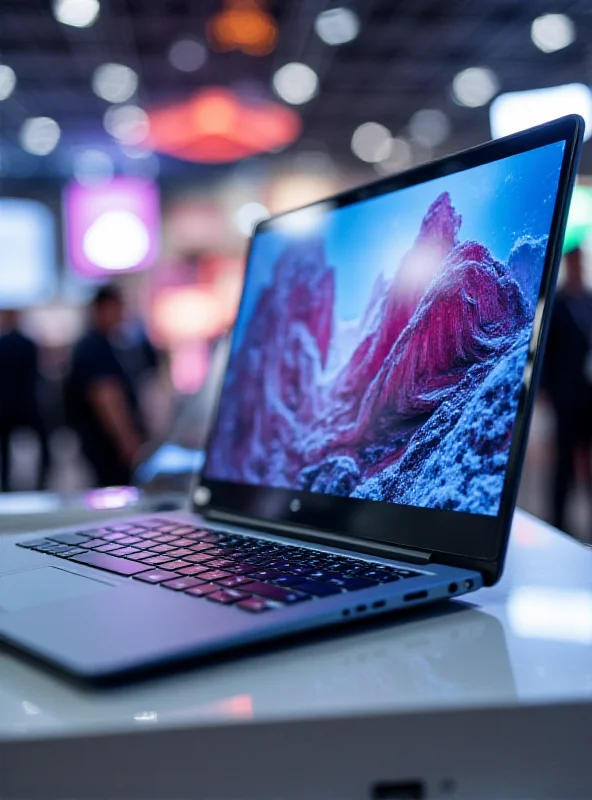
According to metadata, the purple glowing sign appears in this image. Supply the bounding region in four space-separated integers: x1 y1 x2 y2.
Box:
64 178 160 276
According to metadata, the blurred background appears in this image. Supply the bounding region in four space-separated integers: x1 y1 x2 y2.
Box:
2 0 592 538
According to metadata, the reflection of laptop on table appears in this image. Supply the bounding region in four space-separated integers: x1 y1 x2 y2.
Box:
0 116 582 682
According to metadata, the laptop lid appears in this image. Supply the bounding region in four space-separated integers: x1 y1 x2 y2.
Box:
197 116 583 585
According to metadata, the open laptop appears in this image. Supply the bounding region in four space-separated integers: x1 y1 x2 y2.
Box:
0 116 583 682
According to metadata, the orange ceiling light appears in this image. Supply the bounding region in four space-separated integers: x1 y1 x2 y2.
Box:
207 0 277 56
146 87 301 163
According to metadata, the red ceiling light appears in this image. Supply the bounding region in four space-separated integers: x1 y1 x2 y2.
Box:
207 0 277 56
146 87 301 163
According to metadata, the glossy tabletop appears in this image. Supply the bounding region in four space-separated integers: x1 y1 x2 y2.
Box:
1 509 591 742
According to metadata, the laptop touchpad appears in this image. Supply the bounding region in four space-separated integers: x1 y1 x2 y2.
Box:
0 567 114 612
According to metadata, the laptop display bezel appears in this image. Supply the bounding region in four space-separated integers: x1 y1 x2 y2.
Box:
196 115 583 582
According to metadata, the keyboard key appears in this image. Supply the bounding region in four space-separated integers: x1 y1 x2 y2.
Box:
33 542 71 553
188 542 213 553
124 527 148 535
237 597 274 613
54 547 87 558
96 543 124 553
154 524 179 533
153 534 177 543
186 553 216 564
101 532 128 542
185 583 220 597
289 580 342 597
47 533 91 546
81 538 108 549
244 582 308 604
161 559 192 571
219 575 255 588
273 574 307 587
207 589 251 605
130 539 160 550
142 555 174 566
70 552 151 576
117 536 143 546
166 548 193 558
305 570 340 582
107 523 137 533
226 564 259 575
161 576 204 591
253 569 281 581
168 538 194 548
17 539 51 549
199 569 232 582
205 558 235 569
150 544 176 553
134 569 180 584
171 526 197 536
178 565 210 576
109 547 141 557
327 576 376 590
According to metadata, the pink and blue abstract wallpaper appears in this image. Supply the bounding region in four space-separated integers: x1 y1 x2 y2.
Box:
206 142 565 516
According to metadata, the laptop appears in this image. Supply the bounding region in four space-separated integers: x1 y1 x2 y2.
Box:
0 116 583 682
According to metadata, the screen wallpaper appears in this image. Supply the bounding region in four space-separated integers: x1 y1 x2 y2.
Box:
205 141 566 516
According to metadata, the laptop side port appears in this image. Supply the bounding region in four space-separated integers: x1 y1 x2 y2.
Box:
403 590 428 602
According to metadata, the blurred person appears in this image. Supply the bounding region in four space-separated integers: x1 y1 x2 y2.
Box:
0 310 50 492
543 247 592 533
65 286 147 487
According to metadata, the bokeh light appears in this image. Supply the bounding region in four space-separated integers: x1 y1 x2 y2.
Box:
314 8 359 45
452 67 499 108
20 117 61 156
409 109 450 148
168 39 207 72
92 63 138 103
104 104 149 145
531 13 575 53
351 122 392 163
273 63 319 105
53 0 99 28
0 65 16 101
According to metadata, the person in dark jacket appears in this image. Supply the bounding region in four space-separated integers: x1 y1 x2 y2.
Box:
543 247 592 532
67 286 146 487
0 310 50 491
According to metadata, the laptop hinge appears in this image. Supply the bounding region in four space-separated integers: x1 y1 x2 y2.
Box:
204 508 433 565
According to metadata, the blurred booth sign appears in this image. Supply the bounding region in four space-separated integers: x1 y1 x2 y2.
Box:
64 178 160 277
0 199 56 309
490 83 592 142
146 87 300 163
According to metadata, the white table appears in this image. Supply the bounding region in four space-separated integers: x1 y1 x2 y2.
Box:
1 510 592 799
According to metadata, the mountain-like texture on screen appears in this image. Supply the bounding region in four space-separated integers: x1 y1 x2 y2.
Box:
208 191 547 516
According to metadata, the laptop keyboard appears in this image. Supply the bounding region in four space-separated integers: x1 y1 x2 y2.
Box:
17 520 421 613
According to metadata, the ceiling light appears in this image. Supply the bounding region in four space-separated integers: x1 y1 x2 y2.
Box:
207 0 277 56
531 13 575 53
169 39 207 72
233 202 270 236
351 122 392 163
73 149 114 186
104 104 149 145
452 67 499 108
490 83 592 142
374 136 413 175
53 0 99 28
0 65 16 101
83 210 150 271
314 8 359 45
409 109 450 148
272 63 318 105
20 117 61 156
92 63 138 103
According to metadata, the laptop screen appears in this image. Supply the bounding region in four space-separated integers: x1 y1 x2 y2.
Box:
204 140 566 518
